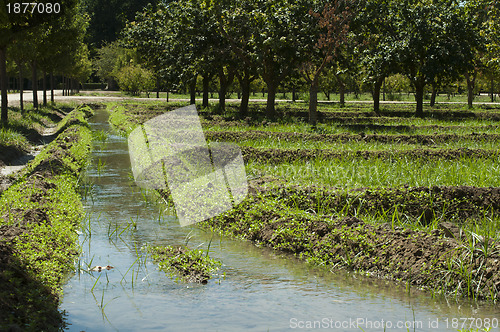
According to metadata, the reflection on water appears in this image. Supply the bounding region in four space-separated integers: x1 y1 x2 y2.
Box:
60 110 499 331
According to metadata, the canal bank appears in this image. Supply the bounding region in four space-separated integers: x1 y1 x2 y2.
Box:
0 104 94 330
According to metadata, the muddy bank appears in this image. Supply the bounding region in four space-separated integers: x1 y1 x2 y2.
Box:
200 180 500 302
207 130 500 146
0 105 93 330
240 146 500 163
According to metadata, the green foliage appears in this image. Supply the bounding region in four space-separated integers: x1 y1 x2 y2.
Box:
115 64 154 96
81 0 160 48
93 41 138 89
149 245 221 283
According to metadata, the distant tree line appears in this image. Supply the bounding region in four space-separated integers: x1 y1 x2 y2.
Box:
110 0 499 124
1 0 499 126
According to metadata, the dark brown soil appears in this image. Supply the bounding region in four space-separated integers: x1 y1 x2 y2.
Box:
203 119 499 133
240 146 500 163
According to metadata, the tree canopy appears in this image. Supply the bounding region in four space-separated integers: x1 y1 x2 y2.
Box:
2 0 499 125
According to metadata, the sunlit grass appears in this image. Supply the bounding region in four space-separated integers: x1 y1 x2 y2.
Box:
0 128 30 151
208 134 500 152
246 156 500 189
203 119 500 136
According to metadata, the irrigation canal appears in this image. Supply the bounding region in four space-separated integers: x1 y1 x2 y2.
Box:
60 109 500 331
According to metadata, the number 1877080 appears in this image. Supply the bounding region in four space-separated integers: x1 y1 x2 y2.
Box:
6 3 60 14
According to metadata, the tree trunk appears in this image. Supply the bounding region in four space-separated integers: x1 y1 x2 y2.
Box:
430 82 437 107
219 76 227 112
414 81 424 117
309 78 319 126
292 87 296 102
324 91 330 101
382 79 386 101
237 69 252 117
465 71 475 109
372 77 383 113
43 72 47 107
189 78 196 105
19 65 24 111
202 75 209 108
339 81 345 107
156 77 160 99
218 68 234 113
240 80 250 117
265 80 277 119
491 77 495 102
50 72 54 103
0 45 7 125
31 60 38 110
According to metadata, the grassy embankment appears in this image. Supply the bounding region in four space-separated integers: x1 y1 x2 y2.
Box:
0 104 94 330
107 100 500 303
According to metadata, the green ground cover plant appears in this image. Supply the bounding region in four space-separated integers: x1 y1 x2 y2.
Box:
0 104 94 330
149 245 221 284
206 132 500 152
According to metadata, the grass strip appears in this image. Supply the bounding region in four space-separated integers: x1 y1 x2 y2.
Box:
246 154 500 189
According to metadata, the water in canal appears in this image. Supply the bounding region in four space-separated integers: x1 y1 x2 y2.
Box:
60 110 500 331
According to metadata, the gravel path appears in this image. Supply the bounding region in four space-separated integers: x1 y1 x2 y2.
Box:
3 90 500 106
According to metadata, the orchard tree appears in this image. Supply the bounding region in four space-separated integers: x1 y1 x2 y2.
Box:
302 0 353 125
456 0 487 108
482 0 500 101
354 0 399 112
218 0 316 118
215 0 260 116
392 0 474 116
123 3 178 98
